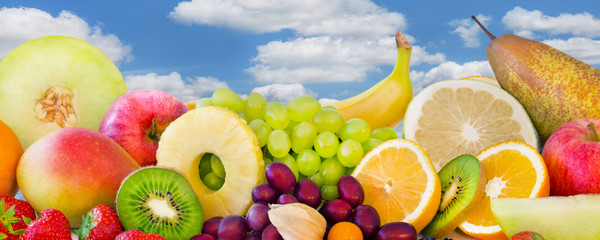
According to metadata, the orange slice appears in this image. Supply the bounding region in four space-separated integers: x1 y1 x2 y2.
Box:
351 139 441 232
458 140 550 240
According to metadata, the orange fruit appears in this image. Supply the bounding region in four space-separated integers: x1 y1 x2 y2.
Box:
0 119 23 196
327 222 363 240
458 140 550 240
351 139 441 232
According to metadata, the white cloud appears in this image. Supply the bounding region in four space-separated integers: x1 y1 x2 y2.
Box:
169 0 404 38
410 61 494 95
450 14 492 48
251 83 317 104
543 38 600 65
503 7 600 38
0 7 133 64
125 72 229 102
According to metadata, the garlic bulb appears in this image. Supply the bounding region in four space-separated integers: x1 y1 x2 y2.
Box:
267 203 327 240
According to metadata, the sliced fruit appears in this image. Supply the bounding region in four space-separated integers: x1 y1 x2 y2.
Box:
0 36 128 149
421 154 487 238
326 32 413 130
402 79 538 171
156 106 264 220
116 167 203 239
351 139 440 232
459 140 550 240
0 119 23 197
491 195 600 240
460 76 500 87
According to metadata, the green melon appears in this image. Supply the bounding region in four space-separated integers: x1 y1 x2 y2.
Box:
0 36 127 149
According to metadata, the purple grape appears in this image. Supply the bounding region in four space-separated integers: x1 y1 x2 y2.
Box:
337 175 364 208
293 179 322 208
319 199 353 224
262 224 283 240
244 232 261 240
252 183 278 203
265 162 296 194
277 194 298 204
217 215 248 240
352 205 381 238
189 233 216 240
376 222 417 240
245 202 271 232
201 216 223 238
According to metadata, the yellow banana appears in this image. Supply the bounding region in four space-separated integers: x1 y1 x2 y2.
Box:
326 31 413 129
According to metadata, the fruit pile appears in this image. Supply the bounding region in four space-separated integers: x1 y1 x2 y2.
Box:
2 14 600 240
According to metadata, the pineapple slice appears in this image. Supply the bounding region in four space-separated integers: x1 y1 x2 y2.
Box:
156 106 264 219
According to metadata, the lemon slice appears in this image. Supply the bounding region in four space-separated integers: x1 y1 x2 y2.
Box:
402 79 538 171
156 106 264 219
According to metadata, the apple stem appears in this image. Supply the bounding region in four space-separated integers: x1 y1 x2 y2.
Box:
589 123 600 142
149 118 161 141
471 15 496 40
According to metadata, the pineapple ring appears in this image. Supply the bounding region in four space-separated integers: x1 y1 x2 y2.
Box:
156 106 264 219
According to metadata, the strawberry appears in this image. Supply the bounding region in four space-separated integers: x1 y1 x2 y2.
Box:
73 204 122 240
19 208 71 240
114 230 166 240
0 196 36 240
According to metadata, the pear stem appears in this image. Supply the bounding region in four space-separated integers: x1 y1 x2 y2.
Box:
471 16 496 40
588 123 599 142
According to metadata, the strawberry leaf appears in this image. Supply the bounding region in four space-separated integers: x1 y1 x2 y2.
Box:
533 233 543 240
22 216 32 226
0 232 7 239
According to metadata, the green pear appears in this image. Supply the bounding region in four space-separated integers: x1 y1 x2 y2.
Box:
472 16 600 144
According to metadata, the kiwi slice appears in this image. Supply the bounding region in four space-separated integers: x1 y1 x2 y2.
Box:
421 154 487 238
116 167 204 239
0 36 127 149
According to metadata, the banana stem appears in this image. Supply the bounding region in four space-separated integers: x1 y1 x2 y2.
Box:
396 31 411 49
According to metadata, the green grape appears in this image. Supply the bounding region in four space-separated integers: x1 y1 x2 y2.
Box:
345 166 355 176
202 172 225 191
320 157 345 185
362 138 383 153
274 154 299 180
311 109 344 133
264 101 290 129
291 121 317 153
198 153 213 179
371 127 398 141
337 139 364 168
237 112 248 122
195 98 213 108
267 129 291 158
320 105 338 111
284 120 299 137
314 131 339 158
310 172 324 187
287 96 321 122
245 92 267 121
339 119 371 143
249 119 272 147
211 88 244 112
296 149 321 176
321 185 339 200
263 156 273 166
210 154 226 179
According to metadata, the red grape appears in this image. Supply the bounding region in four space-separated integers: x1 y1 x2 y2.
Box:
293 179 322 208
252 183 278 203
262 224 283 240
376 222 417 240
202 216 223 238
277 194 298 204
244 232 262 240
352 205 381 238
266 162 297 194
337 175 364 208
189 233 216 240
218 215 248 240
245 202 270 232
319 199 353 223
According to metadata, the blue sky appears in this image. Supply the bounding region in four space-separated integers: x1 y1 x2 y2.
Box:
1 0 599 104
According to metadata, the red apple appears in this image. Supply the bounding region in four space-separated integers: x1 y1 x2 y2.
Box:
100 89 188 166
510 231 544 240
542 118 600 196
16 127 140 227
